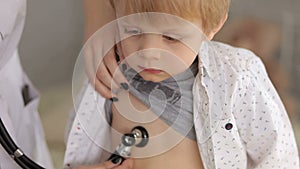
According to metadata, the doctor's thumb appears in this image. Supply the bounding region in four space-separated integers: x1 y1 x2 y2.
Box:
102 157 133 169
113 158 133 169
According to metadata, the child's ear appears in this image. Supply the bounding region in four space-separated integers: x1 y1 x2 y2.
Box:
207 14 228 40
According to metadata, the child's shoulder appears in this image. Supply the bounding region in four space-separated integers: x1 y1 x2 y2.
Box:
209 41 261 71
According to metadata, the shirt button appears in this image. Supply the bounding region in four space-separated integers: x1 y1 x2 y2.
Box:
225 123 233 130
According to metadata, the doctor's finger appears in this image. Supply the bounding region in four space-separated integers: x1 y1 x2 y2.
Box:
94 76 116 99
84 43 99 83
95 61 119 94
102 48 128 88
84 35 122 98
84 47 116 99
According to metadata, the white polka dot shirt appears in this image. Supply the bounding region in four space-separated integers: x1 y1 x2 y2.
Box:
63 41 299 169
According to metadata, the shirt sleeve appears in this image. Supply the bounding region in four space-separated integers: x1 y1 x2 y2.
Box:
235 56 299 169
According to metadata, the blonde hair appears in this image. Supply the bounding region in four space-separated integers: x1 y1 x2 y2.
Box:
110 0 230 35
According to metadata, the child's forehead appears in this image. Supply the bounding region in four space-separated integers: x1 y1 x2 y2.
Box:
117 13 203 34
116 13 206 53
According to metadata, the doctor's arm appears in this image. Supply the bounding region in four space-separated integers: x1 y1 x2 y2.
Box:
83 0 127 99
236 56 299 168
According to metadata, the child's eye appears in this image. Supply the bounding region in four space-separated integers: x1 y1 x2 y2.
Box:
162 34 180 42
124 27 142 35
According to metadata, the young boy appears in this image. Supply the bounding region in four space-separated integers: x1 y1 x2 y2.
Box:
64 0 299 168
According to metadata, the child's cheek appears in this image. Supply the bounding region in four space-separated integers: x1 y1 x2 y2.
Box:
122 39 140 54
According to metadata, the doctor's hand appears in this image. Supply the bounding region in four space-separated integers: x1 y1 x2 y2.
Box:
83 0 128 100
84 45 128 100
75 158 133 169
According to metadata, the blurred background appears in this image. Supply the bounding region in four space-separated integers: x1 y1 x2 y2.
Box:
18 0 300 168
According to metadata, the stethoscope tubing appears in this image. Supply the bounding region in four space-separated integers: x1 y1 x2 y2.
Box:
0 118 45 169
0 119 149 168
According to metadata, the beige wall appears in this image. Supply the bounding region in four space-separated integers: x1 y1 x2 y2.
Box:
18 1 84 167
19 0 84 89
229 0 300 92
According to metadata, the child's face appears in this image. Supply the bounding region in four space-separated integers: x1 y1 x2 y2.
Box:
117 13 204 82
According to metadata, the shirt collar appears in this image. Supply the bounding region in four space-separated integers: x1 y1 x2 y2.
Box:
198 41 222 79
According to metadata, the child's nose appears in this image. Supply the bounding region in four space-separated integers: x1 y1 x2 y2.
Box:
139 35 162 60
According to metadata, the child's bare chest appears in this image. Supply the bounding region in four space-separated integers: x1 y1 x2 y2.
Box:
111 90 204 169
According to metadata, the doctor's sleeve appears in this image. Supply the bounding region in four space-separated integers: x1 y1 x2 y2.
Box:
236 56 299 169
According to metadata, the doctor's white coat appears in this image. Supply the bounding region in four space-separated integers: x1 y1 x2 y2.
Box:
0 0 53 168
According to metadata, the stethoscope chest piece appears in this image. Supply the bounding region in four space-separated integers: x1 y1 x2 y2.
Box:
108 126 149 162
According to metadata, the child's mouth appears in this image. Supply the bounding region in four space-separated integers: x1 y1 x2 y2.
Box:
138 66 163 74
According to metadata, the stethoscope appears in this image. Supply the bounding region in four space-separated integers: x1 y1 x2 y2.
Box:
108 126 149 163
0 117 149 168
0 118 45 169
